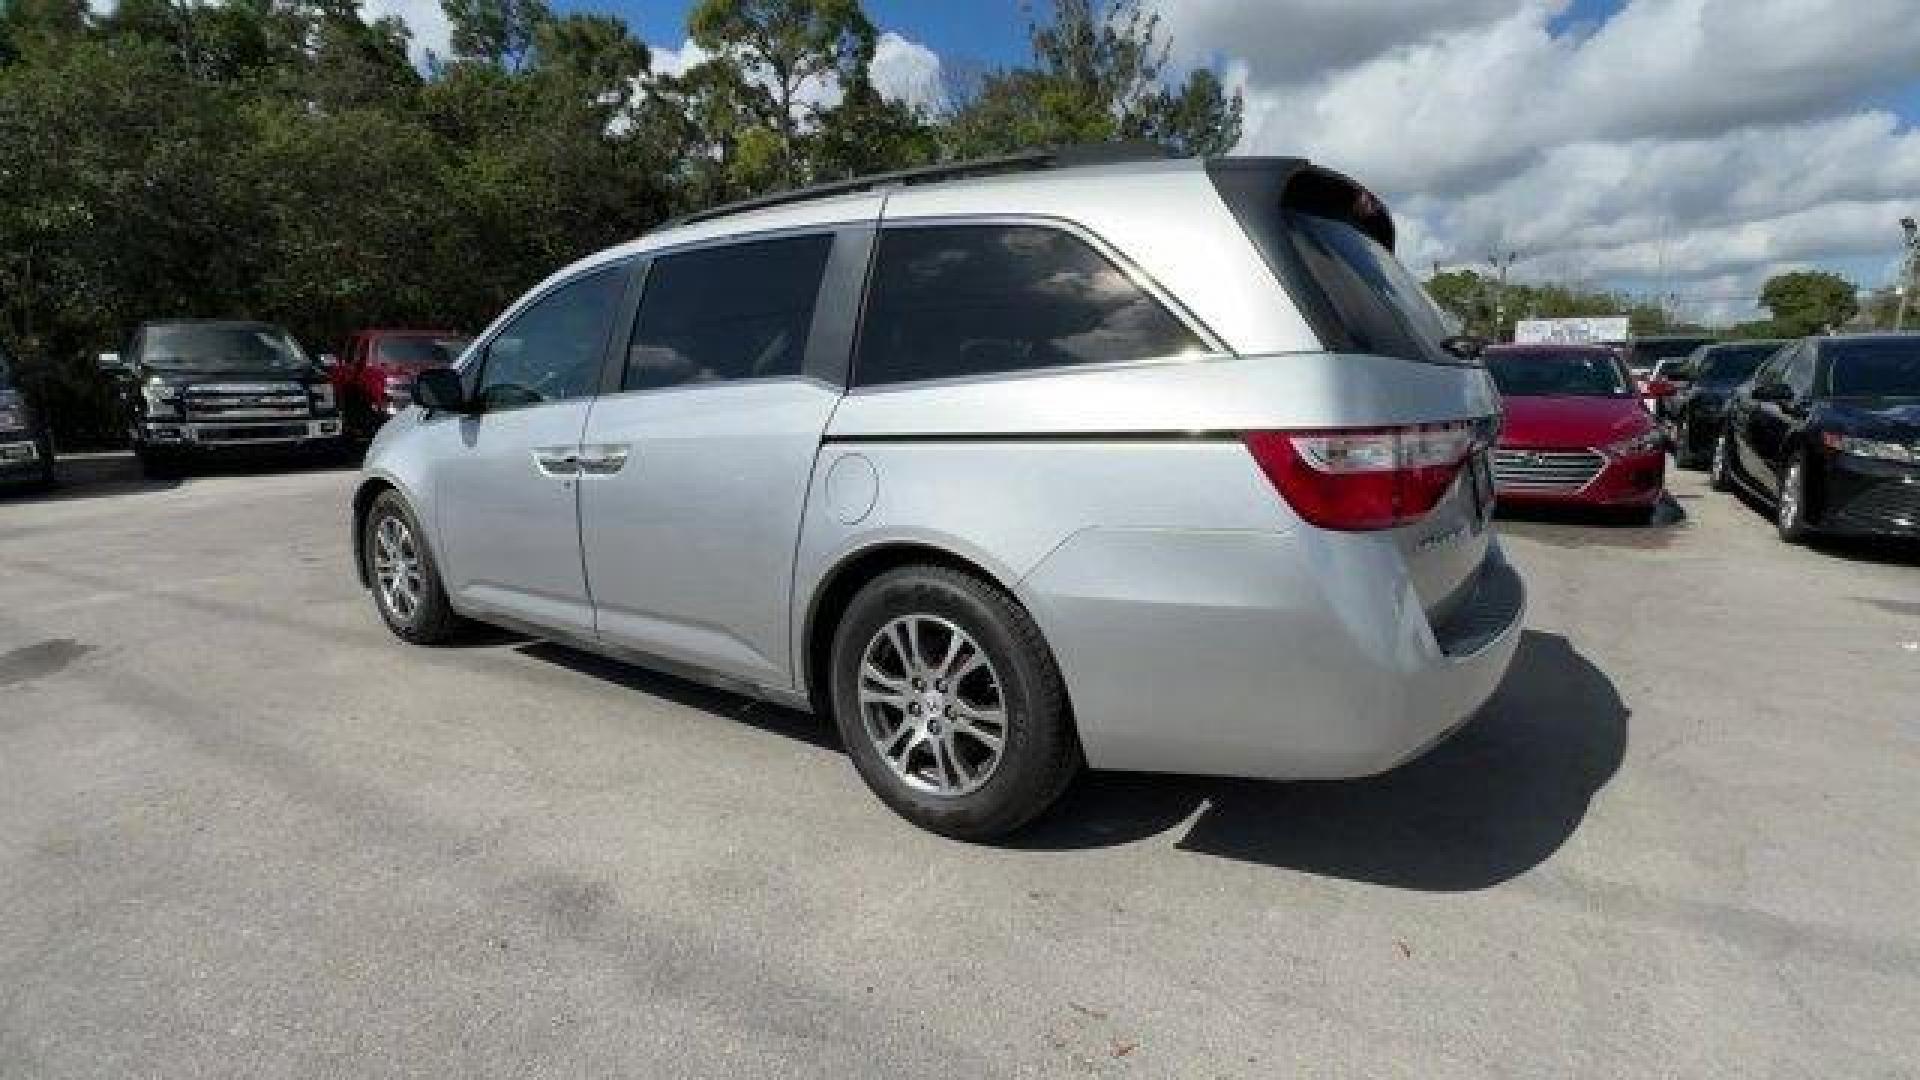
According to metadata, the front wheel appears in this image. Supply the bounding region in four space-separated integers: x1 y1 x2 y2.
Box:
829 565 1081 840
1709 427 1736 492
1775 455 1812 544
364 490 462 644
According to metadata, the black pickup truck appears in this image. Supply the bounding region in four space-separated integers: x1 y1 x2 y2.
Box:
100 320 345 477
0 344 57 491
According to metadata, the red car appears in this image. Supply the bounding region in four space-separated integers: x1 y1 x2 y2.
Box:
1485 344 1669 519
330 329 471 437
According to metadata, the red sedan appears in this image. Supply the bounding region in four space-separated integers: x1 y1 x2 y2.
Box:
1484 345 1668 520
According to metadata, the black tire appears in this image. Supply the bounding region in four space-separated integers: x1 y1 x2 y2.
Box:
363 489 463 645
1672 416 1700 469
1708 427 1736 492
829 564 1081 840
1775 454 1811 545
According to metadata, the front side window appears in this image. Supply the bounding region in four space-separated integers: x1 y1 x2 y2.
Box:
624 235 833 392
855 224 1204 387
475 267 627 411
1782 344 1818 399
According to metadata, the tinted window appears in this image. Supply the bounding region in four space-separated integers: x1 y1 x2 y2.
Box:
1826 338 1920 397
476 267 626 411
1696 344 1778 385
1486 351 1632 398
1782 343 1817 398
376 336 469 367
855 225 1203 387
624 235 832 392
1287 212 1453 365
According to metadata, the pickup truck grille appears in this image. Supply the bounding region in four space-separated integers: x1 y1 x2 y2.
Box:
184 383 311 421
1492 448 1605 491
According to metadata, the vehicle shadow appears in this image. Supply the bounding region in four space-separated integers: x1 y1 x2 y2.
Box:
515 628 1625 890
1723 481 1920 566
1494 494 1686 551
1013 630 1627 891
0 448 361 506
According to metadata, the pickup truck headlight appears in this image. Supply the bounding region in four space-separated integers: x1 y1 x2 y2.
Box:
1825 434 1919 464
310 383 337 413
1603 429 1666 458
141 381 183 416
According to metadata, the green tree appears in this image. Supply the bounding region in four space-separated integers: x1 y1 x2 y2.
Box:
809 72 936 180
947 0 1241 158
441 0 550 71
688 0 875 186
1758 270 1858 337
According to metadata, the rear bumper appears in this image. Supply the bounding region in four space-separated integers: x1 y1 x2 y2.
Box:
1020 526 1526 780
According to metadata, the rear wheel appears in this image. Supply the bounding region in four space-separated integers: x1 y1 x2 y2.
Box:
364 490 462 644
829 565 1081 840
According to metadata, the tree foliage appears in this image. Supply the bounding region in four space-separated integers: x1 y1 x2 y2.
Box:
0 0 1238 444
1758 270 1859 337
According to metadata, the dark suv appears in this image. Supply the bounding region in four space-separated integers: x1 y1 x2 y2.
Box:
100 320 344 476
0 344 56 491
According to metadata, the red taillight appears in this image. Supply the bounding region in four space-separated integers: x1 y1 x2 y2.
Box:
1244 421 1479 531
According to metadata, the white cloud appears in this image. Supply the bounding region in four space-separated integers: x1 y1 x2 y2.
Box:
362 0 452 68
645 30 943 116
1160 0 1920 323
871 31 946 113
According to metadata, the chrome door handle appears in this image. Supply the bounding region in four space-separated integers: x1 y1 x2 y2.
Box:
532 446 581 476
577 444 630 476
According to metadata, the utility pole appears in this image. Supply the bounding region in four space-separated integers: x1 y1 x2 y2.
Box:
1488 251 1518 341
1897 217 1920 332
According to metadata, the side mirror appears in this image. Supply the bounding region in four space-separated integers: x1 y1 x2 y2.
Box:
1642 379 1677 400
97 352 126 373
412 367 469 414
1440 334 1488 361
318 352 340 370
1750 382 1792 403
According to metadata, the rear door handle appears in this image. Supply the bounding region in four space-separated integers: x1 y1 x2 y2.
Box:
577 443 630 476
532 446 581 476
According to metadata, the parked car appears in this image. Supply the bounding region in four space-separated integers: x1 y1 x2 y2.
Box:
1667 340 1783 468
352 150 1525 838
0 344 56 491
1484 344 1667 520
1622 335 1715 389
1711 333 1920 542
99 319 345 477
331 329 471 438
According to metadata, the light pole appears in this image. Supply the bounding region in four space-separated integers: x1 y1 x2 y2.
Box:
1896 217 1920 332
1488 251 1517 341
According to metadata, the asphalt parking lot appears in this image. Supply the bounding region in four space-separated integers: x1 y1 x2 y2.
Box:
2 455 1917 1078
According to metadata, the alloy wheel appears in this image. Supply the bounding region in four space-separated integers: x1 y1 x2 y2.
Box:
855 614 1008 797
1779 460 1802 530
372 514 424 624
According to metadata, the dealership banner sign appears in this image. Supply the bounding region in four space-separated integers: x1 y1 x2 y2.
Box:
1514 317 1631 344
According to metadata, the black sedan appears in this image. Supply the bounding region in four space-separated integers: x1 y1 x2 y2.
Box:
1669 340 1784 467
1710 334 1920 542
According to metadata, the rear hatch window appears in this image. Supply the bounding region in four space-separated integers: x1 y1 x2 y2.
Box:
1208 161 1460 366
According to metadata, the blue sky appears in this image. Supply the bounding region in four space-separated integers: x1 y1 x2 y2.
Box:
525 0 1920 321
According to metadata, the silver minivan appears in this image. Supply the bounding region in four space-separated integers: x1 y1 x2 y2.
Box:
353 150 1524 838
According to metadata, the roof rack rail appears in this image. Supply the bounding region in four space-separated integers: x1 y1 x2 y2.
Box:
662 141 1174 229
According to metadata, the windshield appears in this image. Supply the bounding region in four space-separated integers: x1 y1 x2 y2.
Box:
1625 338 1712 372
1487 351 1632 398
1826 338 1920 398
1695 343 1778 386
140 324 309 371
375 336 470 367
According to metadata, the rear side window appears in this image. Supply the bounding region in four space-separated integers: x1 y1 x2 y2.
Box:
1287 212 1453 365
854 224 1204 387
624 235 833 392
